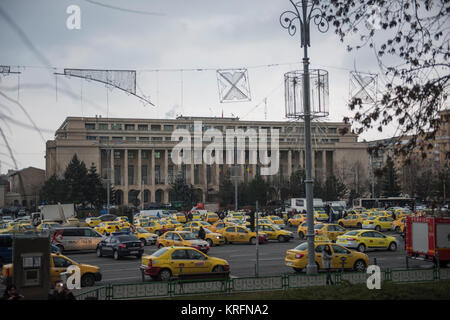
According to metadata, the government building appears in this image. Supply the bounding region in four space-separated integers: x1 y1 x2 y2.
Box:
45 116 369 206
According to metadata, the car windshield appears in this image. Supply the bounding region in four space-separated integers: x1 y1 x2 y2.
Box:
136 228 148 233
204 229 213 234
181 232 196 240
314 224 325 229
272 225 281 230
294 242 308 251
159 221 168 225
22 225 34 230
151 248 168 257
367 217 377 221
345 231 361 236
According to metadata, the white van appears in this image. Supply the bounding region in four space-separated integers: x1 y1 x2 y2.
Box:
51 227 104 252
288 198 324 212
135 209 170 219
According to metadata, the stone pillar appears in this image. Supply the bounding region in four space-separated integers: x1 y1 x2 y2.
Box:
190 152 195 185
110 148 115 187
321 150 326 180
287 149 292 179
165 149 169 186
137 149 142 207
124 149 128 205
151 149 155 185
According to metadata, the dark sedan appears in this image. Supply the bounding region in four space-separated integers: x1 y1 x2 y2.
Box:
96 232 144 260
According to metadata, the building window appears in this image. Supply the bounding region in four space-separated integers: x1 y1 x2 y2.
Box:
85 123 96 130
142 165 148 185
98 123 108 130
142 150 149 159
99 136 109 142
155 151 161 159
86 136 97 140
138 124 148 131
176 124 187 129
155 165 161 184
331 139 339 143
151 125 161 131
165 137 172 141
128 166 134 185
126 137 137 141
128 151 135 159
114 151 121 159
214 126 223 131
168 165 174 184
112 136 123 141
114 166 121 185
139 137 150 142
111 123 122 130
296 127 304 133
125 124 135 131
164 125 174 131
328 128 337 134
285 127 293 133
152 137 163 141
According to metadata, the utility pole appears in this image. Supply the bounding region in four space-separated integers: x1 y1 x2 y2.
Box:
255 200 259 277
281 0 329 274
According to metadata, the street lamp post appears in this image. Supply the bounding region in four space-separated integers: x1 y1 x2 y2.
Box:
280 0 329 274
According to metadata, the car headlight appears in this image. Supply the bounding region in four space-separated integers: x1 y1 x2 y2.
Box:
216 236 220 239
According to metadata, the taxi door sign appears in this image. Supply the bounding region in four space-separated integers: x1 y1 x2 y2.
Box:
194 262 204 266
52 230 63 244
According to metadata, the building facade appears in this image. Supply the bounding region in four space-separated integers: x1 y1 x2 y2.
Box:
46 116 369 206
2 167 46 208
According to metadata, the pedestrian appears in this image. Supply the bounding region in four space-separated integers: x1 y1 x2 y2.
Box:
2 284 24 300
48 281 76 300
322 245 333 285
188 211 193 222
198 226 206 240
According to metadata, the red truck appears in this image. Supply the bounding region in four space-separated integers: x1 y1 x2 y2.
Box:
405 216 450 267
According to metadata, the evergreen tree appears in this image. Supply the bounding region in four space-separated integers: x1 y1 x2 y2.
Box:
218 170 234 206
289 169 306 198
169 175 195 209
86 164 108 209
323 175 348 201
247 173 268 206
381 157 402 197
40 174 68 204
313 178 324 200
64 154 89 205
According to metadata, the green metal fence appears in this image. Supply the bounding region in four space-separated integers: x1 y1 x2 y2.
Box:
75 267 450 300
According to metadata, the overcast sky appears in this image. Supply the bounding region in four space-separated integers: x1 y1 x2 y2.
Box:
0 0 398 173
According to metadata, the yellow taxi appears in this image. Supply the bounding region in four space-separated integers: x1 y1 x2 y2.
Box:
297 221 315 240
2 253 101 287
11 223 36 233
177 221 215 232
140 246 230 281
85 217 102 227
287 214 307 227
203 212 219 224
392 217 406 233
285 242 369 273
173 212 187 223
190 211 203 220
210 221 235 234
0 222 15 234
156 231 210 253
141 220 172 236
338 214 367 228
134 227 158 246
266 215 286 228
368 210 392 218
256 224 294 242
36 221 61 231
336 230 398 253
181 227 225 247
362 216 394 232
221 225 268 244
162 218 182 229
314 223 347 242
94 221 122 235
228 212 245 220
314 209 329 222
224 217 245 226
